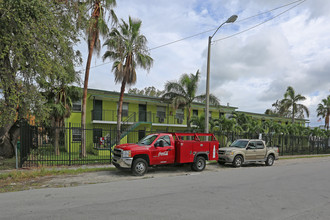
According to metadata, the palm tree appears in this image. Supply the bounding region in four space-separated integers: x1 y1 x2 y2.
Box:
280 86 309 123
103 16 153 145
80 0 117 157
162 70 220 130
316 95 330 130
44 85 81 155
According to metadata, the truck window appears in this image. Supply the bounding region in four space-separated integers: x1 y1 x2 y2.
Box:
138 134 158 145
256 141 265 149
157 135 171 146
230 140 248 148
248 142 256 149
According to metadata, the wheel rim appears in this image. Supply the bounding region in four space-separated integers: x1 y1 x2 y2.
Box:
135 162 146 174
235 157 242 166
197 159 205 169
268 157 274 165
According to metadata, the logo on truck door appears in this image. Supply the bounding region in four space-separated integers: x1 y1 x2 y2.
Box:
158 151 169 157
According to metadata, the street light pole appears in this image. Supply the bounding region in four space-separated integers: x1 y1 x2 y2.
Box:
205 15 238 134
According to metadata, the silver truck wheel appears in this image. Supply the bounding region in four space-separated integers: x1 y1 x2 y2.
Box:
132 158 148 176
233 155 243 167
192 156 206 172
265 155 274 166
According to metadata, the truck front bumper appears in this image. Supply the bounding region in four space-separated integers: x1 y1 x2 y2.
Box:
112 156 133 168
218 155 234 163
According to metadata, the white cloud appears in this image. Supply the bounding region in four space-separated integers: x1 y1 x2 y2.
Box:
76 0 330 127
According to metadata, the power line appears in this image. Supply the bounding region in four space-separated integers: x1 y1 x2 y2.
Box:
213 0 306 43
83 0 306 71
149 0 306 51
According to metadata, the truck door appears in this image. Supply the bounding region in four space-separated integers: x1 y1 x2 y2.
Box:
245 141 257 160
255 141 266 159
151 135 175 165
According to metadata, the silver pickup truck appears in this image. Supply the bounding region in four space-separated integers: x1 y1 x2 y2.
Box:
218 139 279 167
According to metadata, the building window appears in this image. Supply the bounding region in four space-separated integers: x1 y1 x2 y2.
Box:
157 106 166 118
72 100 82 111
118 103 129 117
176 109 184 124
72 128 81 142
193 110 198 116
157 106 166 123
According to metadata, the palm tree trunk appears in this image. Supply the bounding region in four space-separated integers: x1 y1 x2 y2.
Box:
81 35 96 158
187 106 191 131
292 107 295 124
116 80 127 145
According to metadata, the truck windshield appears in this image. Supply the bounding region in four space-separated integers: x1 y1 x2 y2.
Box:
230 140 248 148
138 134 158 145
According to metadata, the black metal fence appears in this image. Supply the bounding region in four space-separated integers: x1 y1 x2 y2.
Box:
213 131 330 156
19 121 330 167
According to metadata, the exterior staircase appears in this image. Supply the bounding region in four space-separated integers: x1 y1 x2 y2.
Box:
109 112 151 148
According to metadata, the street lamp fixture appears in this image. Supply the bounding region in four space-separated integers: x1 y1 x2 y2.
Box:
205 15 237 134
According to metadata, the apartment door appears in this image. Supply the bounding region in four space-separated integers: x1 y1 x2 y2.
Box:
93 100 102 120
139 104 147 122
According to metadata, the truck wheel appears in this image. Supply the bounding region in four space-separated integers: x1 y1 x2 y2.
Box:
265 155 275 166
192 156 206 172
132 158 148 176
232 155 243 168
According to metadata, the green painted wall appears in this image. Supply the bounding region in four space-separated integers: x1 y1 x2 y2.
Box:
64 89 307 154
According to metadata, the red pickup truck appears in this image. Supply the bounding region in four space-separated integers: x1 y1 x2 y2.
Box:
112 132 219 176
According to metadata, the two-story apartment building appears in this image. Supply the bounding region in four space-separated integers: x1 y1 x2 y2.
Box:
65 88 307 155
66 88 236 154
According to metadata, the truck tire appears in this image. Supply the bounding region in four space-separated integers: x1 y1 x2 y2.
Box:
192 156 206 172
132 158 148 176
265 155 275 166
232 155 243 167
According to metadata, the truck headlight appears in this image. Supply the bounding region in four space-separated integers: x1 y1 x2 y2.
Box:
225 151 234 155
122 150 131 158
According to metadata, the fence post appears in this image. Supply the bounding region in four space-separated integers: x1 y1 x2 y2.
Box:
69 123 71 166
281 134 284 156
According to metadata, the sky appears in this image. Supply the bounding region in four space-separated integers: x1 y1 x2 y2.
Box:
76 0 330 127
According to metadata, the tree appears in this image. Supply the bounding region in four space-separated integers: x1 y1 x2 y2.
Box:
103 16 153 145
42 84 81 155
80 0 117 157
0 0 81 158
162 70 220 130
280 86 309 123
265 100 291 117
316 95 330 130
128 86 164 97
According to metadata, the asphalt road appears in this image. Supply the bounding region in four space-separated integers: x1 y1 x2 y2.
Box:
1 158 330 220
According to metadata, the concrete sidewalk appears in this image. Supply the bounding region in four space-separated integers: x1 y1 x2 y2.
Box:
1 154 330 174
